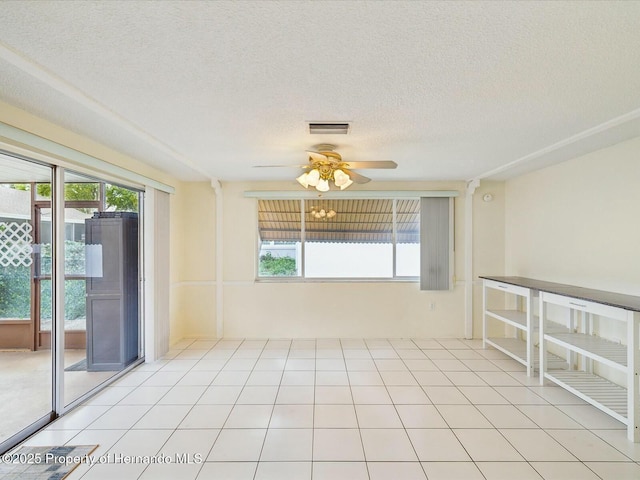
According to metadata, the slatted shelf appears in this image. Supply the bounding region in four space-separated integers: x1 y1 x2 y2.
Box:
486 337 567 370
486 310 529 330
482 280 542 378
546 370 628 421
487 310 571 335
544 332 627 369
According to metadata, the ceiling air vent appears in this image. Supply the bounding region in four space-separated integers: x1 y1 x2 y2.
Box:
308 122 350 134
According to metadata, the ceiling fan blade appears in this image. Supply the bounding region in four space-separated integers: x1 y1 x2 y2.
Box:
253 164 309 168
342 161 397 169
344 169 371 184
306 151 329 162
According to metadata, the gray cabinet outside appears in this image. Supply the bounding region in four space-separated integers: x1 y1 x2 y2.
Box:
85 213 139 371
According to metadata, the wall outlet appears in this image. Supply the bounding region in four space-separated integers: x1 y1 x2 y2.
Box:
429 302 436 311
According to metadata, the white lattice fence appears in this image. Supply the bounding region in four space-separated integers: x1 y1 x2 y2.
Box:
0 221 33 267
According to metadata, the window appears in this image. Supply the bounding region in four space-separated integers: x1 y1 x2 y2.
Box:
257 200 301 277
257 198 424 280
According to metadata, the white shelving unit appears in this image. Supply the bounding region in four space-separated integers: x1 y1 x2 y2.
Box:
540 291 640 442
482 279 538 377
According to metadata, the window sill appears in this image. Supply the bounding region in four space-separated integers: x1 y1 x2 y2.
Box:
255 277 420 284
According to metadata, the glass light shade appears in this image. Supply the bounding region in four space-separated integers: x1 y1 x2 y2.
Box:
316 178 330 192
326 209 336 218
339 178 354 190
333 169 349 187
307 169 320 187
296 172 310 188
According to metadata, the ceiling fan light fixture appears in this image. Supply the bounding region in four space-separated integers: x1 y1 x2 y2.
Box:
306 169 320 187
293 144 394 191
333 169 349 187
310 206 337 220
316 178 330 192
296 172 310 188
339 178 353 190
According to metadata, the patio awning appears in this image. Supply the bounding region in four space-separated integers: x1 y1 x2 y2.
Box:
258 198 419 243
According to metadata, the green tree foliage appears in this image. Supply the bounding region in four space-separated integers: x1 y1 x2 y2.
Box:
39 278 86 322
0 241 87 321
14 183 138 211
259 252 297 276
36 182 97 202
0 266 30 319
39 241 87 320
105 185 138 211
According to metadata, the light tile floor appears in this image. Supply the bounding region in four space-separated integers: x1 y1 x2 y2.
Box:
17 338 640 480
0 349 113 443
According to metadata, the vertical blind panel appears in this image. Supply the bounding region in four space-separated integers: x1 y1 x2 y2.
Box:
420 197 451 290
154 190 171 357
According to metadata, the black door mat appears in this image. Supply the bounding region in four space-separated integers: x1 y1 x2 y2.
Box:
0 445 98 479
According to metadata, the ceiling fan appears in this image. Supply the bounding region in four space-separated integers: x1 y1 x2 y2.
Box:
256 144 397 192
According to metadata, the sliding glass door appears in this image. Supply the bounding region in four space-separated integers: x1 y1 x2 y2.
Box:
0 154 53 449
0 153 144 452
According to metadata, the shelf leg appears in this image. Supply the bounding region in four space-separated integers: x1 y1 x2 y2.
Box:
585 312 594 374
569 309 577 370
628 311 639 442
539 294 546 386
526 292 533 377
482 281 487 349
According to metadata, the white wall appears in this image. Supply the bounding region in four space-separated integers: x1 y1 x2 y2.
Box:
472 181 506 337
170 181 217 342
168 178 508 340
504 136 640 294
503 136 640 389
221 181 469 338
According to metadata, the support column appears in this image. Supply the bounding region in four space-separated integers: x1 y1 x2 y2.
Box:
464 178 480 339
212 180 224 339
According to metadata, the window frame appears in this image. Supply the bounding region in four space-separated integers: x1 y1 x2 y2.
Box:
255 196 427 283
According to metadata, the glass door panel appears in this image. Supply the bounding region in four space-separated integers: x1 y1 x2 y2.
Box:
0 155 145 451
63 172 142 406
0 154 53 447
35 206 52 349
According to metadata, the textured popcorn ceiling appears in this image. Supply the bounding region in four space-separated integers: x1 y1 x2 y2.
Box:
0 1 639 182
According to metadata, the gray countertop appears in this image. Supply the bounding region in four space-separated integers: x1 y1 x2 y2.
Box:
480 276 640 312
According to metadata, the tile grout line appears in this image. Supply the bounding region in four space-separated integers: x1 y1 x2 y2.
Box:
253 338 291 480
441 341 534 476
479 348 639 468
310 339 317 480
351 339 372 480
145 338 235 478
136 337 226 480
74 337 220 479
390 338 445 480
200 338 254 477
443 341 610 480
